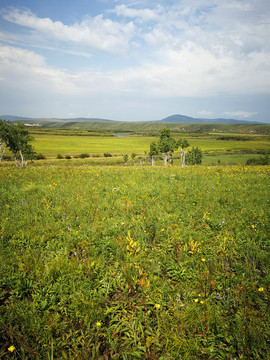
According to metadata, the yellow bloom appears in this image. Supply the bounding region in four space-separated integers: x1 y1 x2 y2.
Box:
201 258 206 262
258 287 264 292
194 298 199 303
8 346 15 352
155 303 161 309
200 301 204 304
96 322 102 327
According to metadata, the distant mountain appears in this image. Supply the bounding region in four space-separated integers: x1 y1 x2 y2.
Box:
0 115 115 123
160 114 258 124
0 114 265 124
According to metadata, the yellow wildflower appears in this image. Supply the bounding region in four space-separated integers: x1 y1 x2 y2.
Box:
96 322 102 327
155 303 161 309
258 287 264 292
8 346 15 352
200 301 204 304
194 299 199 303
201 258 206 262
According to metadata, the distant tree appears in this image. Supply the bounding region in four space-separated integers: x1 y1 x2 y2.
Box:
158 128 176 165
4 122 36 167
0 119 9 162
186 147 203 165
123 154 128 165
131 153 136 165
149 141 159 166
176 138 190 166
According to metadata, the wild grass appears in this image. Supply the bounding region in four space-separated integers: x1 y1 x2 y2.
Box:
0 164 269 359
30 133 270 162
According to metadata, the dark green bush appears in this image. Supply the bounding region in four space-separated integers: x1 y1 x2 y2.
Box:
57 154 63 159
104 152 112 157
35 153 46 160
246 154 270 165
79 153 90 158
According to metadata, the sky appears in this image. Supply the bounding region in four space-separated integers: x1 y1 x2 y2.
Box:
0 0 270 122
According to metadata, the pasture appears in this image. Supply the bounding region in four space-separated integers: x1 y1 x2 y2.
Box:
0 163 269 359
29 131 270 167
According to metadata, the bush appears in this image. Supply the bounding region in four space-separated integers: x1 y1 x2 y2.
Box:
246 154 270 165
65 155 72 159
186 147 203 165
2 155 12 161
57 154 63 159
35 153 46 160
79 153 90 159
104 152 112 157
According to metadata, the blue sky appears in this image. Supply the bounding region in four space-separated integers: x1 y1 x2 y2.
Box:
0 0 270 122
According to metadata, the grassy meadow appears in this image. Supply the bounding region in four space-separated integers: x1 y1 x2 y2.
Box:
27 130 270 167
0 163 269 359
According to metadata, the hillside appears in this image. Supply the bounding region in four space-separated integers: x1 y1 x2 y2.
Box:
1 115 270 135
160 114 255 124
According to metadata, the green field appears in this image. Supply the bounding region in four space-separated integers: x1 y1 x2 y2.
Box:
32 135 154 157
0 164 269 359
29 133 270 166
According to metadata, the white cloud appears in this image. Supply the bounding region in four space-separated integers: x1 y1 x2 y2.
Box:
0 45 79 94
223 111 258 119
113 4 161 21
1 7 135 55
0 1 269 120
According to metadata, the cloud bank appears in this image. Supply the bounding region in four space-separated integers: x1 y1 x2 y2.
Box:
0 0 269 120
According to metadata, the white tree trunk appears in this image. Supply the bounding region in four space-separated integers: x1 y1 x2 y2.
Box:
180 148 186 166
152 156 155 166
164 153 168 165
19 150 24 167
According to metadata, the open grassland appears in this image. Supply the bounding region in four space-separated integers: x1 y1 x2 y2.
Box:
31 133 270 161
0 164 269 359
32 135 154 157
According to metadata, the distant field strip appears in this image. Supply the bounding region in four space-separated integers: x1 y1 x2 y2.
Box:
33 135 154 156
33 134 270 157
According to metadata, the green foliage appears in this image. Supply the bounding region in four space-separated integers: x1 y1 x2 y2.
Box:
79 153 90 158
177 137 190 149
149 141 159 157
0 120 9 161
34 153 46 160
104 152 112 157
123 154 129 163
0 121 35 166
57 154 63 159
186 147 203 165
158 128 176 155
246 154 270 165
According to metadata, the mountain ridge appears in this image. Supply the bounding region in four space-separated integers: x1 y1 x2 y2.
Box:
0 114 266 124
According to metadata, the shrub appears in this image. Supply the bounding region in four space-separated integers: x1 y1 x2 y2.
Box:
2 155 12 161
57 154 63 159
104 152 112 157
35 153 46 160
65 155 72 159
186 147 203 165
246 154 270 165
79 153 90 159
